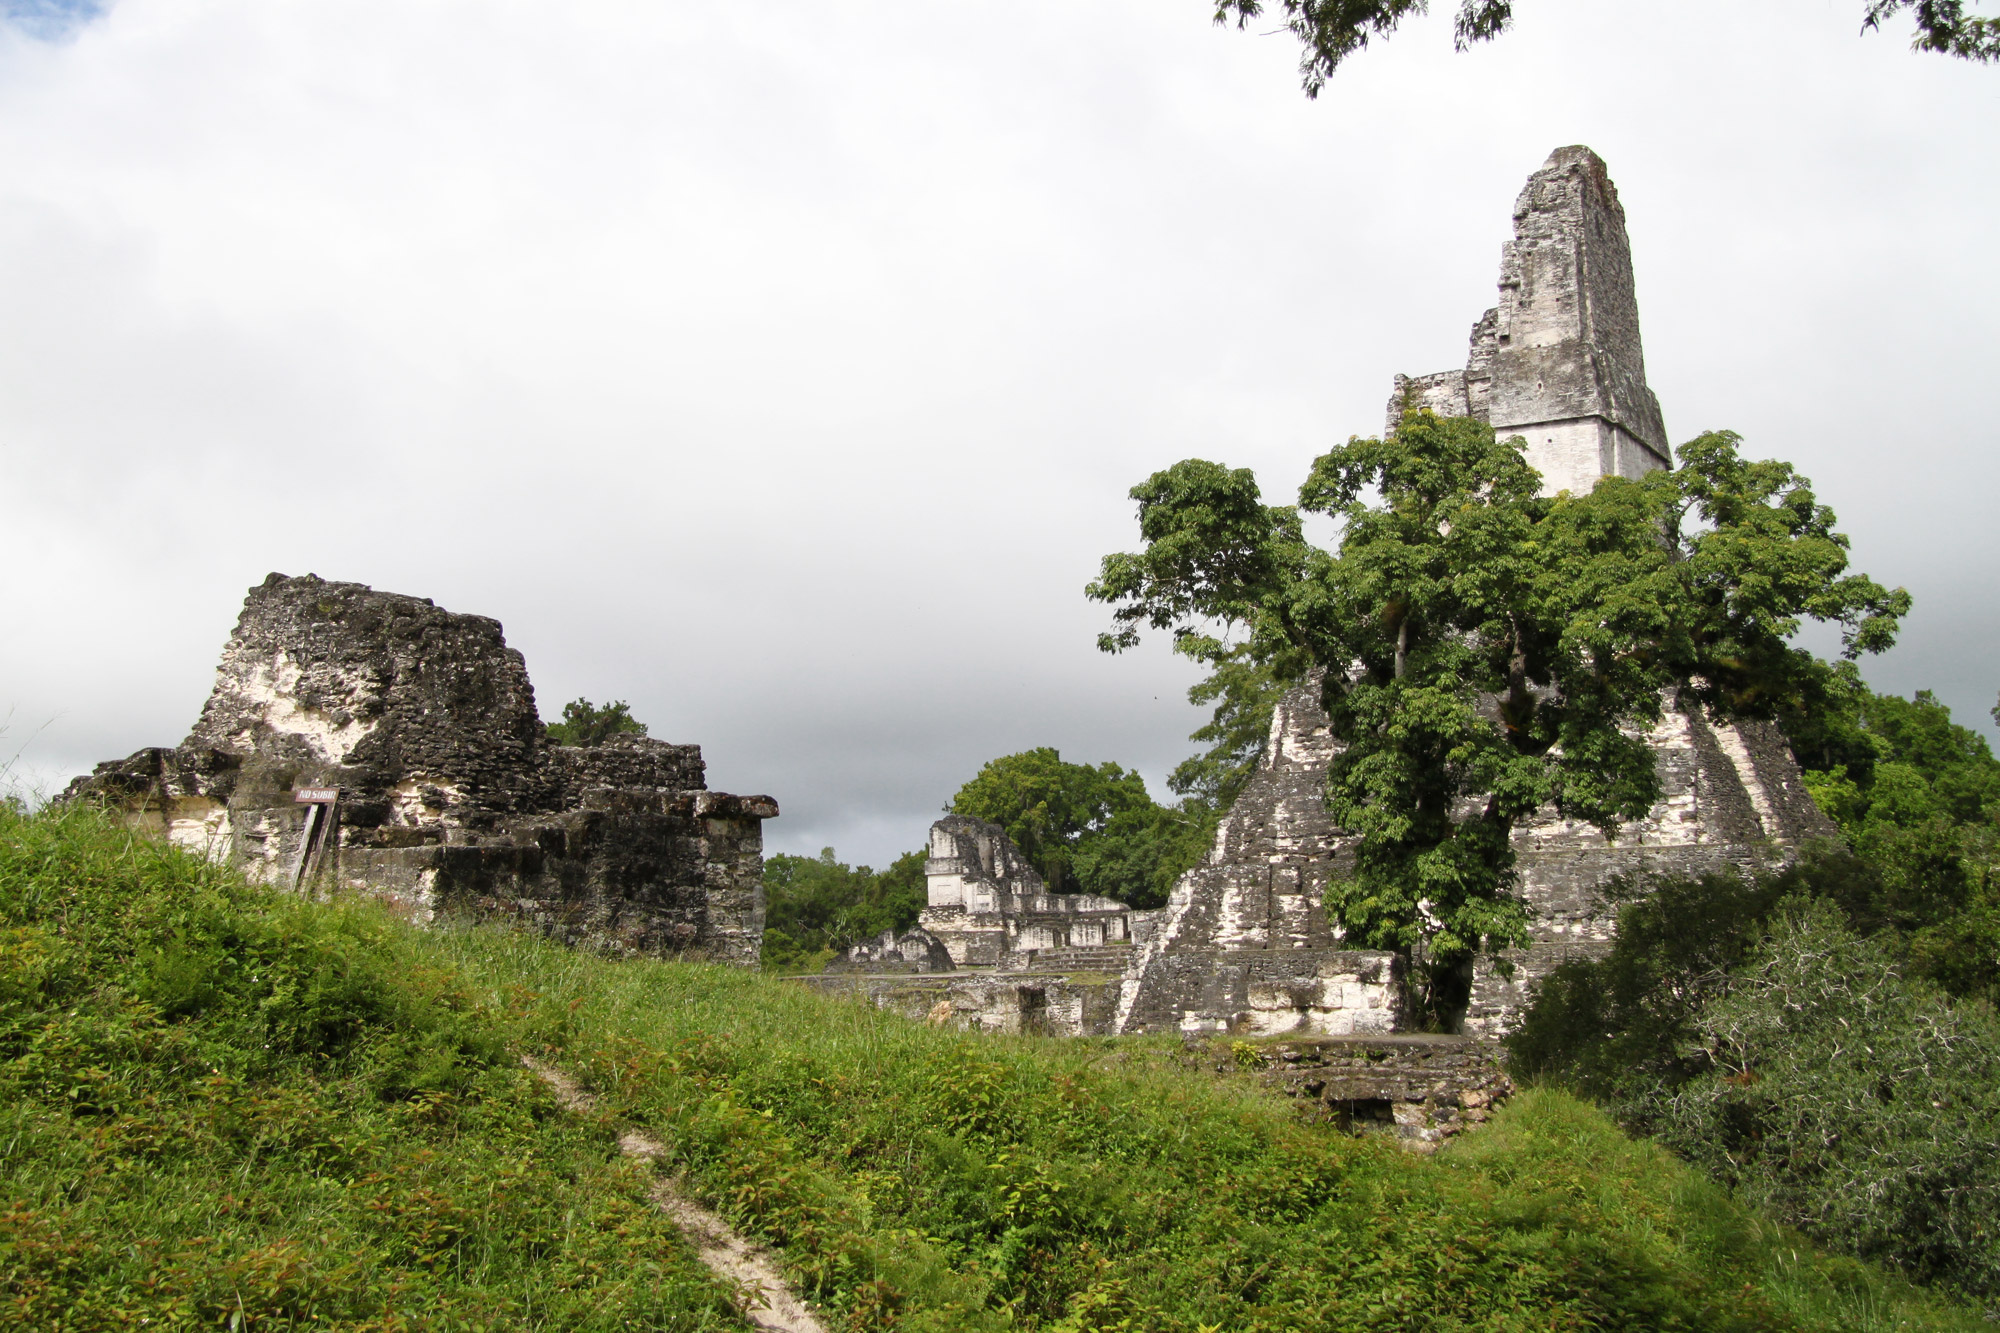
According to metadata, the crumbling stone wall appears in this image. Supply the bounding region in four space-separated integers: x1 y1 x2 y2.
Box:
1186 1035 1515 1151
65 573 777 964
1113 684 1403 1038
1388 146 1670 498
801 969 1125 1037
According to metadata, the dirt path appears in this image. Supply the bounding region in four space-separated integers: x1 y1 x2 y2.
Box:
523 1057 828 1333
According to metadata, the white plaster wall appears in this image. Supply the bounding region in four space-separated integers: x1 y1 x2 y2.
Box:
163 796 232 860
212 650 379 762
1501 416 1668 497
926 871 964 908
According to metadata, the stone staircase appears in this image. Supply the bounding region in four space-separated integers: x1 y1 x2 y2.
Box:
1016 943 1137 973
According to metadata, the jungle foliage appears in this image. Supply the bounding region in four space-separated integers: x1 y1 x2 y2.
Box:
947 748 1215 909
542 696 648 748
761 846 929 972
1512 681 2000 1298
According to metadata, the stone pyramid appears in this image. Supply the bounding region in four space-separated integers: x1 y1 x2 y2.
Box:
1114 147 1837 1039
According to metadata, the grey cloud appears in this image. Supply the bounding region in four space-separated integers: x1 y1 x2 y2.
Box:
2 0 1993 868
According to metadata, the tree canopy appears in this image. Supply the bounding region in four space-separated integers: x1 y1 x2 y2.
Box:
1214 0 1999 96
1090 411 1907 1020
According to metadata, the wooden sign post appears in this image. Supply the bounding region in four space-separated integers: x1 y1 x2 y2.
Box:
289 787 340 890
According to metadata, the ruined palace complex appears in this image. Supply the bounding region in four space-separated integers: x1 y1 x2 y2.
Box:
822 146 1836 1055
66 573 776 963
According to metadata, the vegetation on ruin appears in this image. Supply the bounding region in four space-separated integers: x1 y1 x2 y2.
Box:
542 697 649 748
6 800 1991 1330
1091 413 1907 1023
1214 0 2000 97
1513 681 2000 1301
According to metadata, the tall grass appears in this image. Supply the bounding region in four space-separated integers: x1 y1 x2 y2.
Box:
0 801 1984 1330
420 918 1988 1331
0 801 738 1330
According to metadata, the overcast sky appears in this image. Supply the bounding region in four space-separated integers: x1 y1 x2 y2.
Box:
2 0 1994 866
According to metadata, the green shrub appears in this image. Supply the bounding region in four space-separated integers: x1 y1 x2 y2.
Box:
1657 898 2000 1299
543 696 647 747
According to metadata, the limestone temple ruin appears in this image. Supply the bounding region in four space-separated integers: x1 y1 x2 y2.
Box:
65 573 777 963
817 148 1838 1113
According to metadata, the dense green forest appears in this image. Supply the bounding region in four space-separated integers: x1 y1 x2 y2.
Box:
2 801 1989 1329
760 847 928 972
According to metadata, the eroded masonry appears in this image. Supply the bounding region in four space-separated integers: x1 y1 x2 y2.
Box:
66 573 777 962
818 148 1838 1120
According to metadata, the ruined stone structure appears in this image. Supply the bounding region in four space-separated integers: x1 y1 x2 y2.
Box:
1185 1034 1515 1152
1117 667 1833 1039
65 573 777 963
917 816 1149 969
1114 146 1839 1040
1112 686 1403 1039
805 816 1154 1033
1388 144 1670 497
810 968 1127 1038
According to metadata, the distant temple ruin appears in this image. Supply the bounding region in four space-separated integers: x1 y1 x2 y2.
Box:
64 573 777 963
917 816 1150 967
1388 145 1670 497
823 147 1838 1066
825 814 1155 986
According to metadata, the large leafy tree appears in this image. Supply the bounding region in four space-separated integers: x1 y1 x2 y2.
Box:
1215 0 1999 97
1090 411 1907 1021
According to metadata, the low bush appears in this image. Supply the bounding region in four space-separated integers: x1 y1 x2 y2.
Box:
1513 858 2000 1300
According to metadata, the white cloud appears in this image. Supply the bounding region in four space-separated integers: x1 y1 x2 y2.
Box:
1 0 1994 862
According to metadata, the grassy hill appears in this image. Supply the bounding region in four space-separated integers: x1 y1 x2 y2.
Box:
1 802 1986 1331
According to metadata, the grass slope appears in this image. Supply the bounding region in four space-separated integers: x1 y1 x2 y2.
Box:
1 803 1983 1331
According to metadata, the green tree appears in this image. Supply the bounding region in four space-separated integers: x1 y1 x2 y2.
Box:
1215 0 1999 98
1788 680 2000 1003
1658 898 2000 1299
1167 647 1294 811
1091 412 1906 1022
948 749 1209 908
544 697 648 747
948 749 1154 895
